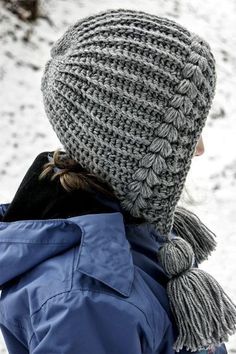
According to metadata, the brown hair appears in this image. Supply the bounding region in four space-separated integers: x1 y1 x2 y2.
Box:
38 148 116 198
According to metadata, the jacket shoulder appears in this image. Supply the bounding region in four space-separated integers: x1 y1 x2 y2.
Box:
30 287 157 353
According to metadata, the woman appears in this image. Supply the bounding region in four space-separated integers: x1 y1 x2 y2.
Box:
0 8 235 354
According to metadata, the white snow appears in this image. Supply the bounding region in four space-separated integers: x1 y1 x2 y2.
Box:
0 0 235 352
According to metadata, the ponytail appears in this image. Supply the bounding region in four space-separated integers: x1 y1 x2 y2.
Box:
38 149 115 198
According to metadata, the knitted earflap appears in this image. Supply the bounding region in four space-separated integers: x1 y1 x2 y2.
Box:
157 237 236 352
172 206 217 264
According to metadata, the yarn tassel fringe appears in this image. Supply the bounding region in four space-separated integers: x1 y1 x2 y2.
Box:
169 268 236 352
157 237 236 352
173 206 217 264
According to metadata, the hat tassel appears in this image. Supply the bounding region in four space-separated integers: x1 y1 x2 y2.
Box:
157 237 236 352
173 206 217 265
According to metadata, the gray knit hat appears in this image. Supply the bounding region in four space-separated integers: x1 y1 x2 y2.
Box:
41 8 216 237
41 8 236 352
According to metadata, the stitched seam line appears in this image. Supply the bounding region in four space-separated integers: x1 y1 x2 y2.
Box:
30 287 155 350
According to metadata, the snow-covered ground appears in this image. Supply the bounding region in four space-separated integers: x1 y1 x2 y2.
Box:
0 0 235 352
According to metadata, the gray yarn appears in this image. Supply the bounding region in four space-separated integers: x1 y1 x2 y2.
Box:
157 236 195 277
158 238 236 352
173 206 217 264
41 8 216 237
41 8 236 352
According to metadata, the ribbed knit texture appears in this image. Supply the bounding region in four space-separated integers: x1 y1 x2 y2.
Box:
41 8 216 236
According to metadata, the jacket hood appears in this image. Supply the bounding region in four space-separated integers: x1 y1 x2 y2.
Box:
0 204 136 297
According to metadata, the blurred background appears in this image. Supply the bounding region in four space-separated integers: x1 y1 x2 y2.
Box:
0 0 235 352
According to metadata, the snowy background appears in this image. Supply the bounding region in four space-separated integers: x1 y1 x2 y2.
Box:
0 0 235 352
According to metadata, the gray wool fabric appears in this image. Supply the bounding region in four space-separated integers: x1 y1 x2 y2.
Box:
41 8 216 237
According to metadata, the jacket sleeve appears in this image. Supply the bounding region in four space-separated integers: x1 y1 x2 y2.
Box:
29 290 155 354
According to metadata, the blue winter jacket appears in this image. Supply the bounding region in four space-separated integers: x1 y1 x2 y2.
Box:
0 156 228 354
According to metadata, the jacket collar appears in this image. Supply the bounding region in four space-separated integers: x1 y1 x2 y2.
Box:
73 211 134 297
0 204 134 297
